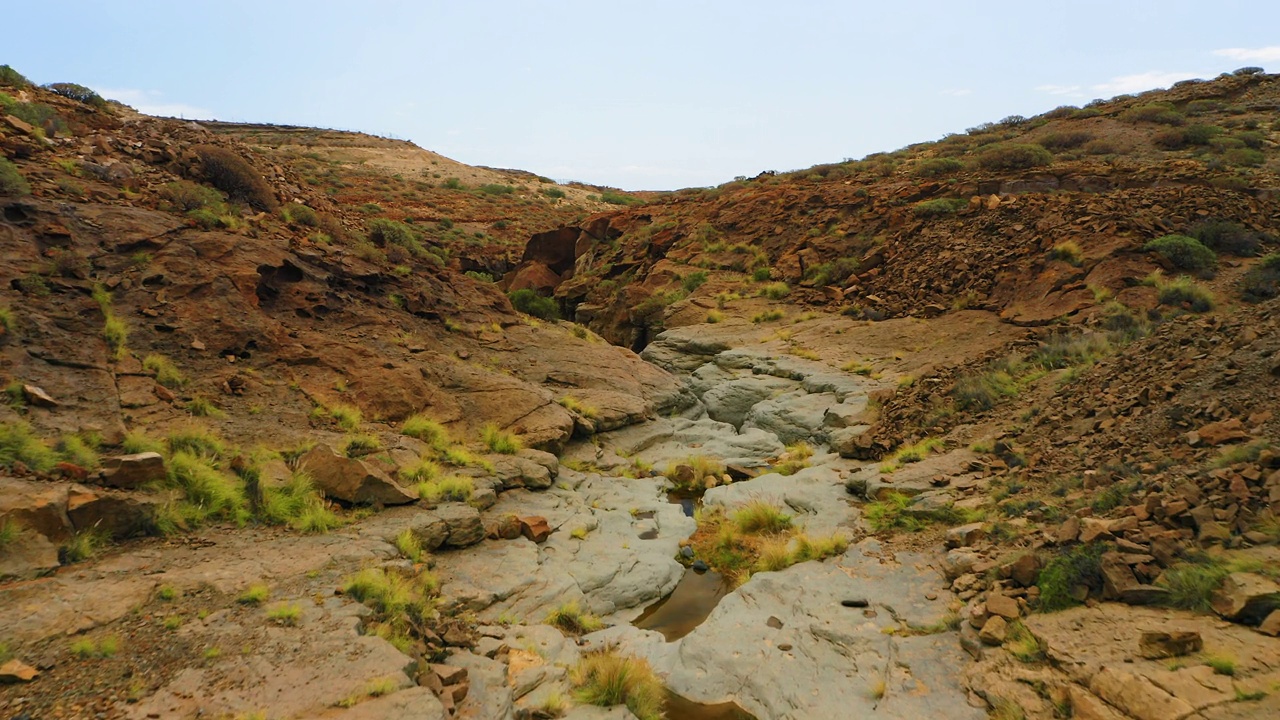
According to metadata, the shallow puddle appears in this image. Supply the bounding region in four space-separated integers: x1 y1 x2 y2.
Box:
664 690 757 720
632 568 732 640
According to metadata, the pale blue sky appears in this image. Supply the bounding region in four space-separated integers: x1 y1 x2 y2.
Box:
6 1 1279 189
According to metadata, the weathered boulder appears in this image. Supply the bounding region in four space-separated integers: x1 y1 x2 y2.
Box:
1191 418 1249 446
1211 573 1280 624
985 593 1021 619
298 444 416 505
519 516 551 543
99 452 166 489
945 522 987 549
404 513 450 551
0 659 38 683
435 503 485 548
20 384 58 408
0 530 60 580
66 485 160 539
489 454 552 490
0 477 72 542
1258 609 1280 637
1138 630 1202 659
979 615 1008 645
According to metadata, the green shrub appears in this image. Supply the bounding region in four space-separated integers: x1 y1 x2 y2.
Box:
282 203 319 226
1145 235 1216 274
45 82 106 107
367 218 425 256
681 270 708 292
600 191 643 206
1120 103 1184 125
191 145 278 211
161 180 223 211
57 434 99 470
1188 220 1261 257
0 65 30 87
464 270 494 283
977 144 1053 170
758 281 790 300
914 157 964 177
478 183 515 195
344 434 382 457
1156 276 1215 312
508 288 560 320
1037 543 1105 611
1037 131 1093 151
540 187 566 199
0 158 31 196
3 100 66 134
1241 253 1280 302
1223 148 1265 167
912 198 967 218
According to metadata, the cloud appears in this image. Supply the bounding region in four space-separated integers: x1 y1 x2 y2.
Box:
1091 71 1206 96
939 88 972 97
94 87 214 119
1036 84 1084 98
1213 46 1280 63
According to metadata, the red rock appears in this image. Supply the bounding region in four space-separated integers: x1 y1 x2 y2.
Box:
518 516 551 543
1195 418 1249 446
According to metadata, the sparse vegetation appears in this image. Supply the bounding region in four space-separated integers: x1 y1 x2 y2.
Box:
329 404 362 431
912 198 966 218
977 143 1053 170
664 455 725 492
758 281 791 300
1152 275 1216 313
267 602 302 626
481 423 522 454
143 354 187 389
732 499 793 534
0 157 31 196
1036 543 1105 611
571 651 664 720
61 528 108 563
545 600 604 634
238 583 270 605
880 437 944 472
192 145 278 211
1049 241 1083 266
416 475 474 503
401 414 449 448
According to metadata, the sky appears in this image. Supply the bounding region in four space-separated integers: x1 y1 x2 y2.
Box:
5 1 1280 190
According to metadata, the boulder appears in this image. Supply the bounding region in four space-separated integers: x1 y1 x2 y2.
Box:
0 659 38 683
0 530 60 580
1067 685 1127 720
945 522 986 549
0 477 72 542
978 615 1008 645
99 452 166 489
405 513 450 551
517 449 559 478
1100 552 1139 599
1210 572 1280 624
519 516 551 543
486 514 522 541
435 503 485 548
66 485 160 539
1258 609 1280 637
298 444 416 505
1194 418 1249 446
20 384 58 408
1006 554 1041 587
489 455 552 490
1138 631 1202 659
985 593 1021 619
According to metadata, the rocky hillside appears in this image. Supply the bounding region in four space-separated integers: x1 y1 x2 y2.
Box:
512 68 1280 349
4 61 1280 720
